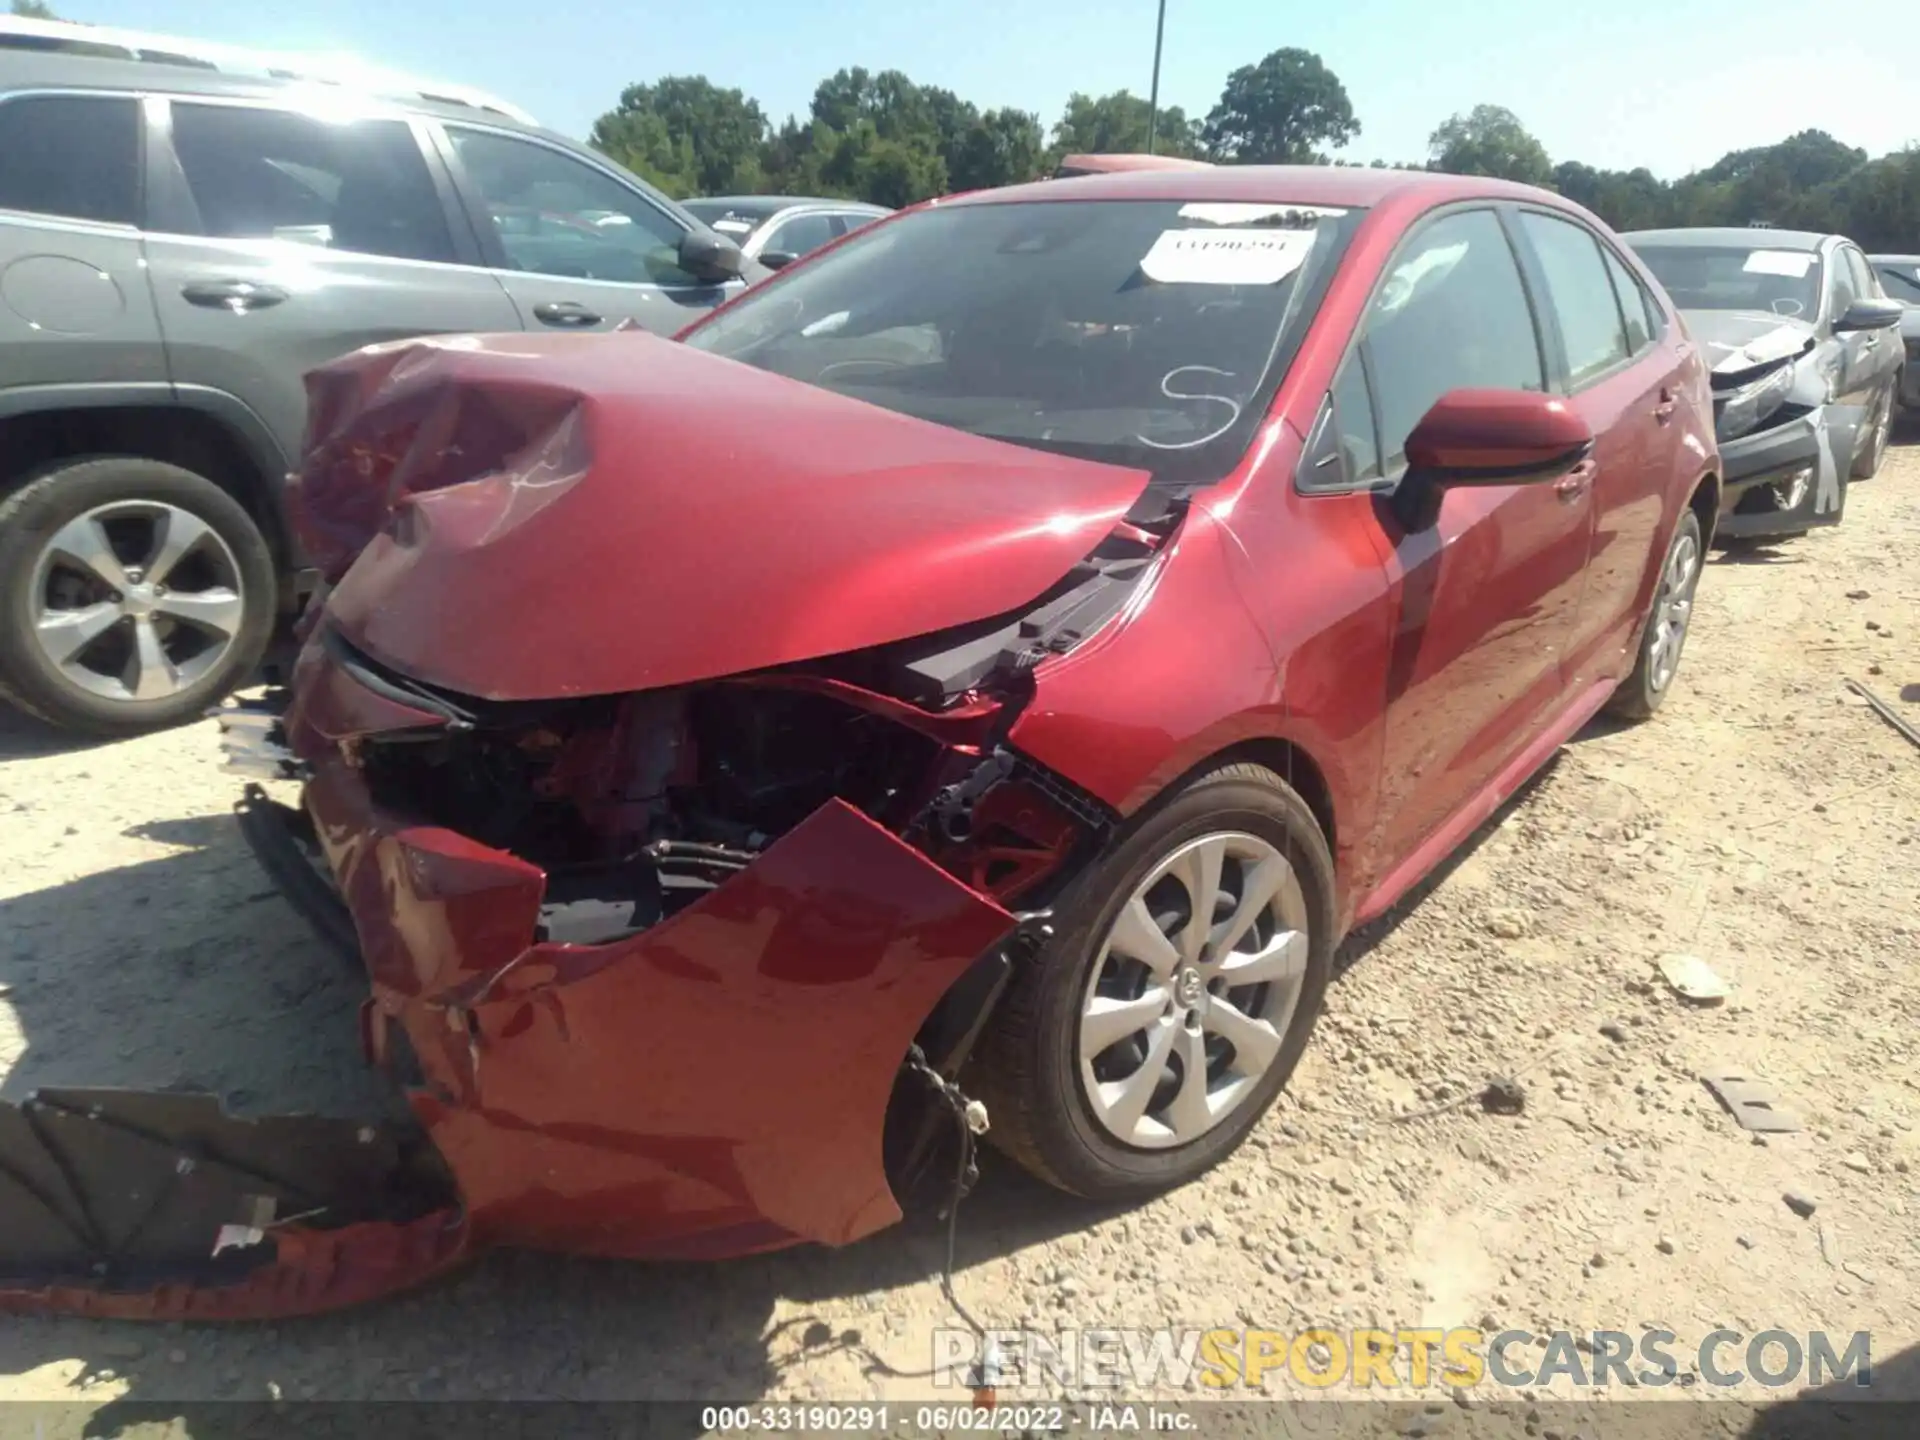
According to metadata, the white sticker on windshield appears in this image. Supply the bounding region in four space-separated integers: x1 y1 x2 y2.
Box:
1176 202 1346 227
1743 250 1815 278
1140 228 1317 286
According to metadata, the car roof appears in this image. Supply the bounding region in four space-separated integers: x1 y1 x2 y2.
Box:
688 196 889 215
1622 227 1831 251
1868 253 1920 264
948 164 1569 211
0 24 536 130
1056 153 1215 174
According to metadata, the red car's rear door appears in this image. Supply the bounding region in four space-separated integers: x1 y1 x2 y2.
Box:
1509 210 1684 691
1305 206 1594 886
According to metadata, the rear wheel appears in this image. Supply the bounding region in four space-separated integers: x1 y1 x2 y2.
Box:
1606 508 1702 722
0 458 276 735
972 762 1335 1201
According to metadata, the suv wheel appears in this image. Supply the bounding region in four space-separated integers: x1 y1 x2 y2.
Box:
972 762 1335 1201
0 458 276 736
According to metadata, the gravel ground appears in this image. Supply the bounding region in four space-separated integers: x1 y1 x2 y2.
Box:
3 442 1918 1420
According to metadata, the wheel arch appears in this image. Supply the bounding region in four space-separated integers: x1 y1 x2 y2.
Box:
1688 469 1721 550
0 385 295 599
1102 731 1341 886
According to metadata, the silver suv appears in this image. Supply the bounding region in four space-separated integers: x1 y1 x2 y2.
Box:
0 22 757 734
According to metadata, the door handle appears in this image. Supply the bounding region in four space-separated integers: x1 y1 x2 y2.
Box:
532 301 603 328
1554 460 1597 500
181 280 289 312
1653 387 1677 423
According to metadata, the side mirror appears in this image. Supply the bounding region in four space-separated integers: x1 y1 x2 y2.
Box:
1834 296 1905 332
678 228 745 283
1390 388 1594 531
759 249 800 271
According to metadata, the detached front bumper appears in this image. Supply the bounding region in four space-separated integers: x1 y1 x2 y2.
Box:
305 755 1017 1260
1715 407 1841 540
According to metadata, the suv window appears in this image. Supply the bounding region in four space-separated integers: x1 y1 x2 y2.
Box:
761 211 840 259
1363 209 1545 470
0 94 139 226
447 127 697 286
1600 246 1655 353
1875 261 1920 303
1519 212 1629 387
168 103 454 263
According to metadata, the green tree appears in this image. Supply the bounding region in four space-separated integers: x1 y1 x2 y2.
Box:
9 0 60 16
1201 48 1359 164
1428 105 1552 186
590 77 768 199
1051 90 1202 160
948 108 1047 191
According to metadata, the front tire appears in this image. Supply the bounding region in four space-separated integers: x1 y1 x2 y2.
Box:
1606 507 1703 722
1851 382 1894 480
0 458 276 735
972 762 1335 1201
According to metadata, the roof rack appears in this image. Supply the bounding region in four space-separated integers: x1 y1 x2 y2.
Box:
0 15 537 124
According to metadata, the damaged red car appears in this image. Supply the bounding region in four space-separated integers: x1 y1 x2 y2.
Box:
1 167 1720 1319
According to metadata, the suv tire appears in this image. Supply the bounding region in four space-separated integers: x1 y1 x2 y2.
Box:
0 458 276 736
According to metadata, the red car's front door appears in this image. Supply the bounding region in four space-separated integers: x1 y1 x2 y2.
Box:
1325 207 1596 889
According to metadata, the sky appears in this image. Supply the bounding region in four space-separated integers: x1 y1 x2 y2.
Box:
54 0 1920 180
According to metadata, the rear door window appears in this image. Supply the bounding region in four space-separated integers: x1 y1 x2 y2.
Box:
1518 211 1630 387
1362 208 1546 470
1600 246 1655 354
0 94 140 226
167 103 455 263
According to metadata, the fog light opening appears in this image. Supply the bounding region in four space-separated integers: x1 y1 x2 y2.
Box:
1772 467 1812 511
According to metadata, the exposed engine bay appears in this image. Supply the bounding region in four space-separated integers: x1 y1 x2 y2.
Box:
328 516 1163 946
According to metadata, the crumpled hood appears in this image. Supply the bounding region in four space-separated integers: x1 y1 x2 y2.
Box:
1680 309 1817 379
300 332 1150 702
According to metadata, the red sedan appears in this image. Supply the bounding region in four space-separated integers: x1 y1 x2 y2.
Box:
1 167 1718 1318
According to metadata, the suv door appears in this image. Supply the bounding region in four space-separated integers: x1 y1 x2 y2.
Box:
1510 208 1681 688
141 97 523 468
436 123 741 334
0 93 164 395
1299 206 1593 872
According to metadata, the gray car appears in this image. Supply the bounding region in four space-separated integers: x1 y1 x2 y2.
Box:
681 196 890 269
0 19 759 734
1624 227 1904 542
1866 254 1920 414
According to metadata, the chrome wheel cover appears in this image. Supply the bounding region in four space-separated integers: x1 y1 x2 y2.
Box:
1647 526 1699 693
29 501 246 703
1077 831 1310 1149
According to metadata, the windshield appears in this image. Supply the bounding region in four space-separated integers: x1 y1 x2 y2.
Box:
1630 243 1823 318
682 198 1357 486
1874 262 1920 304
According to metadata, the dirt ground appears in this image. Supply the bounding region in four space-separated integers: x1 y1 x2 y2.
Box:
3 439 1918 1421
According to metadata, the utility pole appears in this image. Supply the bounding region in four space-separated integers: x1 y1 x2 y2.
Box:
1146 0 1167 154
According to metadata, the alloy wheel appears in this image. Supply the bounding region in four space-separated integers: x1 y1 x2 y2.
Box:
1077 831 1311 1149
1647 528 1699 693
29 501 247 704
